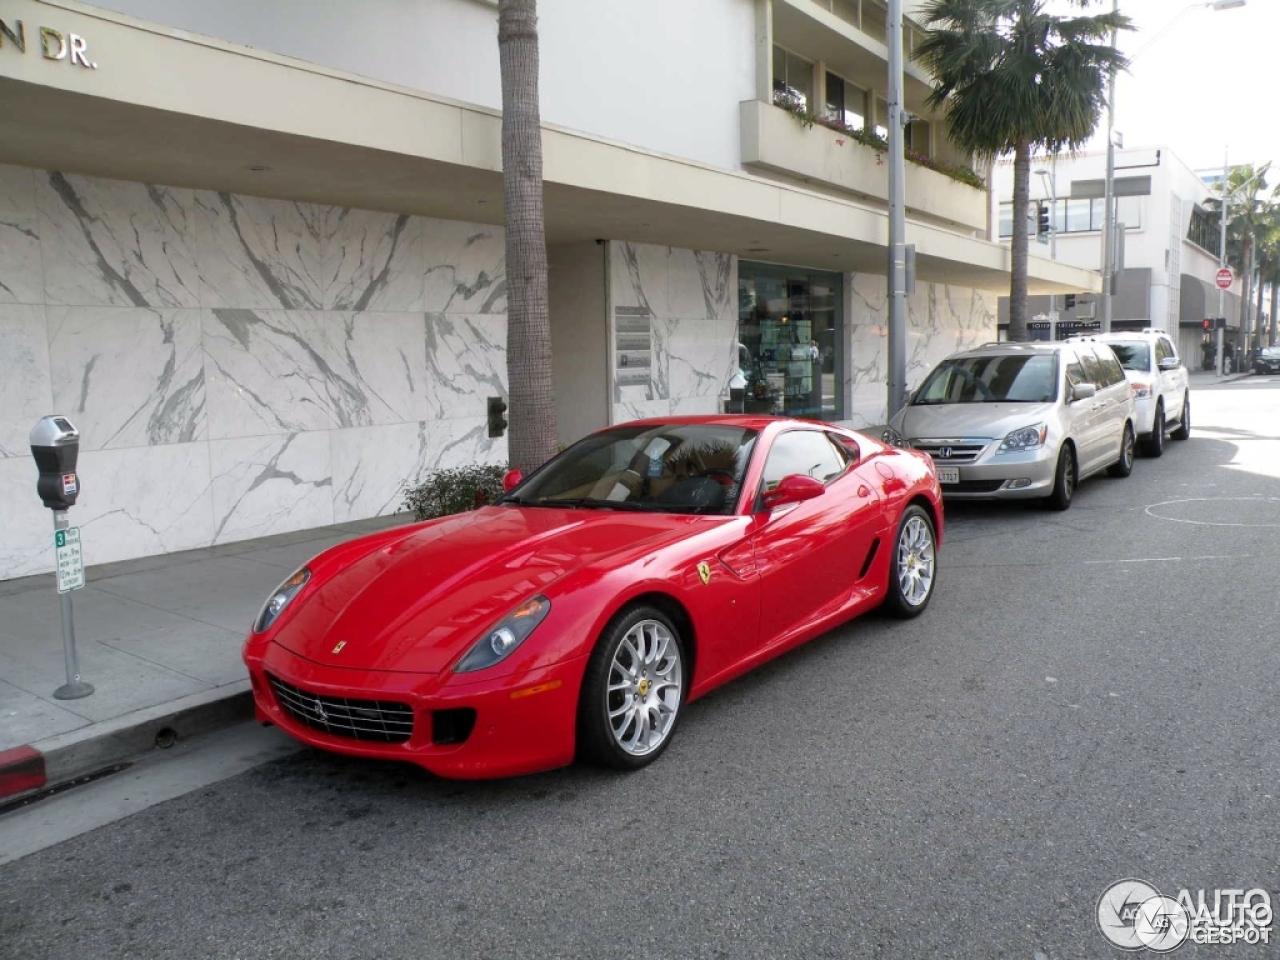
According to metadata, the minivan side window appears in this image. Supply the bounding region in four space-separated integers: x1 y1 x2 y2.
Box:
1078 347 1105 386
1095 347 1126 387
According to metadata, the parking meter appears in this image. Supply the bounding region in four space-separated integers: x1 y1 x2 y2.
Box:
30 416 81 510
29 415 93 700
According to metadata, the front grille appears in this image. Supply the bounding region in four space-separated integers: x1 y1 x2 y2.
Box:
912 439 989 463
268 674 414 744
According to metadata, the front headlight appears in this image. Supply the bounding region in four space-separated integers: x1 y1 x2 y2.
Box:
997 423 1048 453
881 426 911 448
254 567 310 633
454 596 551 673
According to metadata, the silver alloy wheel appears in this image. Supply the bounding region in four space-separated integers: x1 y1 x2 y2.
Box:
606 619 683 756
896 513 935 607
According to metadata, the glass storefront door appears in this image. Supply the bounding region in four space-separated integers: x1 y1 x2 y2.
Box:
737 263 843 420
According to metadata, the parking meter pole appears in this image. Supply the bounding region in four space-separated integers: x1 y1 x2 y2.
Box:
52 509 92 700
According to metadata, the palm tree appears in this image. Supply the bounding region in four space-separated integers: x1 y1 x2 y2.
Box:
1205 163 1271 357
1253 200 1280 349
498 0 558 473
915 0 1130 341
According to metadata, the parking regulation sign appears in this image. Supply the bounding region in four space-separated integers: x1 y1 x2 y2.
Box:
54 526 85 593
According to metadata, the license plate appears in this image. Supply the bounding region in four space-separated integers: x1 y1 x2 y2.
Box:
937 467 960 484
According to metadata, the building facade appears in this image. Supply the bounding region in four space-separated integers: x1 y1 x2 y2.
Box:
993 146 1255 365
0 0 1094 580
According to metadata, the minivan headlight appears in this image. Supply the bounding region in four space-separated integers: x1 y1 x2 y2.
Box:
881 426 911 448
998 424 1048 453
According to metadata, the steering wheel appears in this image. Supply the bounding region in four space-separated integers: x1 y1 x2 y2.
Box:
951 367 994 399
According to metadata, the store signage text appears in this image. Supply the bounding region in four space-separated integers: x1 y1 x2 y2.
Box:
0 18 98 70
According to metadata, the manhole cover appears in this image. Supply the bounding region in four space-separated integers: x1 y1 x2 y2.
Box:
1145 497 1280 527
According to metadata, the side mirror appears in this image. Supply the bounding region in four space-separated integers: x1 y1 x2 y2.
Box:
1071 382 1097 402
1158 357 1180 371
502 469 523 492
761 474 825 509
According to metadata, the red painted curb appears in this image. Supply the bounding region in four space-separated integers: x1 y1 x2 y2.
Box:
0 745 47 799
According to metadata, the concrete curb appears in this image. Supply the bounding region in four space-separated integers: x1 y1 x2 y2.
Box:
0 681 254 802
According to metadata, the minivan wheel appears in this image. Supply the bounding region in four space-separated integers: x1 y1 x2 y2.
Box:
1141 405 1165 458
1108 423 1135 478
1044 446 1076 511
1171 395 1190 441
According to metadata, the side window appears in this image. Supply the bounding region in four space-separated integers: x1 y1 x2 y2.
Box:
760 430 849 492
1158 338 1176 365
1063 349 1086 389
1078 347 1105 386
1095 348 1126 387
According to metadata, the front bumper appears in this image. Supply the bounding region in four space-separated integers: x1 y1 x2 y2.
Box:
1130 395 1157 436
245 641 586 779
915 440 1058 500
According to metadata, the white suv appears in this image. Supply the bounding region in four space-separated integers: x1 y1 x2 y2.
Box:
1069 331 1190 457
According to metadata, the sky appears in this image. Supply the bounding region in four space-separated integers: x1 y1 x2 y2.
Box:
1049 0 1279 174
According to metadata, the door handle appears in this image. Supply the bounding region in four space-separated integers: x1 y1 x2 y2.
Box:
857 485 871 498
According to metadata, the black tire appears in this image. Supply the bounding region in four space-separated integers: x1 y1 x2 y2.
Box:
883 504 937 619
1141 405 1165 458
1044 445 1076 511
577 604 686 771
1171 394 1190 441
1108 423 1135 478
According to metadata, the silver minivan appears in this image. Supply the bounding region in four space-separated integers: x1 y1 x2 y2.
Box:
885 341 1136 510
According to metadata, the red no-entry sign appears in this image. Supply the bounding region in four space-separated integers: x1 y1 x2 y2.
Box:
1216 268 1235 290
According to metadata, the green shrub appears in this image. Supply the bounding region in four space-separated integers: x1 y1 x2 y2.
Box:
401 463 509 521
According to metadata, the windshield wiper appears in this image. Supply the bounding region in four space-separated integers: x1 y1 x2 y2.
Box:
538 498 664 512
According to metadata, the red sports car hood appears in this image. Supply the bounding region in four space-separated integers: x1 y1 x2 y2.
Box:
273 506 708 674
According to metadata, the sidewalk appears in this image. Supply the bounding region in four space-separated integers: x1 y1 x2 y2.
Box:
0 513 408 801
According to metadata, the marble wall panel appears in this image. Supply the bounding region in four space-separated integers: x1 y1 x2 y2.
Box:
421 220 507 314
422 312 508 421
46 306 206 450
0 457 50 579
0 165 42 306
209 432 334 544
611 242 672 319
74 443 217 565
194 192 325 310
330 418 504 524
0 305 54 459
36 173 202 309
324 209 424 312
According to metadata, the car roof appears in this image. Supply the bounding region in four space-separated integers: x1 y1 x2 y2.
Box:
948 341 1070 358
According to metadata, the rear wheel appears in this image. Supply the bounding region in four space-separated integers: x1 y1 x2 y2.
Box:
1171 394 1190 441
577 605 686 771
1141 405 1165 458
883 505 936 619
1044 445 1076 511
1108 423 1135 478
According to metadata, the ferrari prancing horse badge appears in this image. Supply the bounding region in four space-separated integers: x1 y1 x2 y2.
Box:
697 561 712 585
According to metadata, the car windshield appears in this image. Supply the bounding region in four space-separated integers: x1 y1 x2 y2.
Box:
501 423 758 516
1262 348 1280 359
912 354 1058 404
1105 341 1151 372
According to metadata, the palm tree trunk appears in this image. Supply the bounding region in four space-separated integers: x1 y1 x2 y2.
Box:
1240 238 1254 360
1007 141 1032 341
1255 260 1266 354
498 0 558 473
1270 278 1277 347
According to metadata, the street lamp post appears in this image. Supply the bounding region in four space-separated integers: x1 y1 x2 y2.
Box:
1036 163 1058 338
1100 0 1246 337
886 0 908 419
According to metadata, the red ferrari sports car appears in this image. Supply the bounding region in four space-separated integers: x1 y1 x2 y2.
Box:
243 415 942 779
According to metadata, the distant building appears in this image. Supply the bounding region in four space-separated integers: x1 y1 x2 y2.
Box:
993 147 1257 364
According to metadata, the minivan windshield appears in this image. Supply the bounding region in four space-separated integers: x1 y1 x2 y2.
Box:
913 354 1058 405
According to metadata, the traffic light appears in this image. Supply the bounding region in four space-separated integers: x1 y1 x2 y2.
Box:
1036 202 1050 243
1217 316 1227 329
486 396 508 438
1064 294 1076 310
1203 318 1213 331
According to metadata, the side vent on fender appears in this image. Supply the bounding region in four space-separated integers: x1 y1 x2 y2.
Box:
857 538 880 580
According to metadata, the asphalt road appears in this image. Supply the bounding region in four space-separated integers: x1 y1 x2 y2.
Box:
3 376 1279 960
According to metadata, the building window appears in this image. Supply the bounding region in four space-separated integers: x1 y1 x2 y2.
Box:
997 197 1143 239
1187 206 1220 253
874 97 889 140
773 46 814 112
905 117 930 154
738 263 844 421
825 71 867 130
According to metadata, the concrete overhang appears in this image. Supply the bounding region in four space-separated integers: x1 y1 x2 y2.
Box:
0 0 1097 296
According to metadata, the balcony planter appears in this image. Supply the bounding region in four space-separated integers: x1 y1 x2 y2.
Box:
740 99 986 233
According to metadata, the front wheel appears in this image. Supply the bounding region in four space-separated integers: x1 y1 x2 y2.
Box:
1108 423 1135 478
577 605 686 771
1141 405 1165 458
1171 395 1190 441
883 505 936 619
1044 445 1076 511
